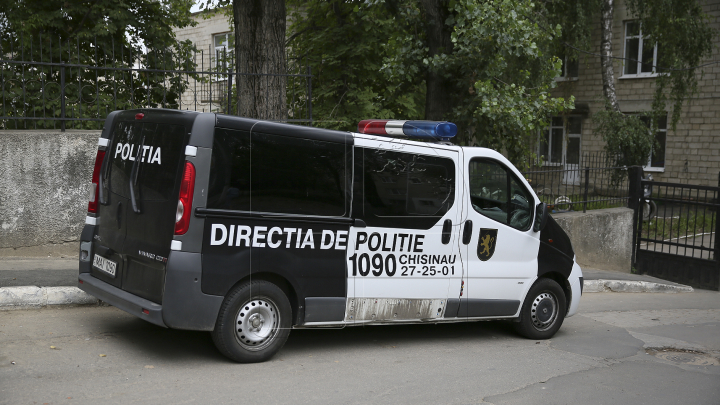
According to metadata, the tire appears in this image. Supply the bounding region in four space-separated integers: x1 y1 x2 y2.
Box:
211 280 292 363
513 278 567 340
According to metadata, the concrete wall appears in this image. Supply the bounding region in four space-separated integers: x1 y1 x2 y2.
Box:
553 207 634 273
0 131 100 257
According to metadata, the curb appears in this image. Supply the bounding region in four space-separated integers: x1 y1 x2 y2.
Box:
0 286 100 310
583 279 694 293
1 278 695 310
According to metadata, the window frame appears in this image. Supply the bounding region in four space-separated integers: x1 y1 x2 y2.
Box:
622 21 659 78
538 116 582 167
213 32 234 79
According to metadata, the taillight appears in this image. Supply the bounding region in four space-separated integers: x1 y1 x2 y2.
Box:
87 150 106 214
174 161 196 235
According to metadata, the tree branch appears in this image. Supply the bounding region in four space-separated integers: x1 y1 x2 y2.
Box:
68 0 101 36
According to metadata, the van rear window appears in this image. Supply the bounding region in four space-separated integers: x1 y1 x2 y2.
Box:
208 128 350 217
105 121 186 201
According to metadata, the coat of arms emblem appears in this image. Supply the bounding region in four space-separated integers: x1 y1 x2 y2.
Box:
477 228 498 261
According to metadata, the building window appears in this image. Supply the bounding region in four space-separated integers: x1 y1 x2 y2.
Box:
623 21 659 76
556 55 579 81
539 116 582 166
214 32 234 72
640 115 667 170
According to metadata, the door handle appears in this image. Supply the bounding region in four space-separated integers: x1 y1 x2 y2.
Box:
462 220 473 245
442 219 451 244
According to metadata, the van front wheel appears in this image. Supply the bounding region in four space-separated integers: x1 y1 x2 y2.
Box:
211 280 292 363
513 278 567 340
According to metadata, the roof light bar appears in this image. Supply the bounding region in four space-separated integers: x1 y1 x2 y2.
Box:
357 120 457 141
357 119 389 135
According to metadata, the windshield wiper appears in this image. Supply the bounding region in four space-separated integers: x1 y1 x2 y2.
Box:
129 143 143 214
98 148 110 205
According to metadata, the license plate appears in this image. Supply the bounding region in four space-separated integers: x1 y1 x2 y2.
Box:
93 254 117 278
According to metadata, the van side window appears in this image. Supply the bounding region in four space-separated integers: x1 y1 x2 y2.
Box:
469 159 533 231
353 147 455 229
208 128 349 217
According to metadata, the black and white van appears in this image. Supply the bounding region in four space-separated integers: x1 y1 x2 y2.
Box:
79 109 583 363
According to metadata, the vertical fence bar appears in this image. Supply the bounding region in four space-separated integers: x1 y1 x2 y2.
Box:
209 44 212 113
60 63 66 132
715 172 720 265
631 167 642 272
130 46 134 108
583 167 589 213
197 49 201 111
96 36 101 120
146 48 150 108
701 188 708 259
1 40 5 128
307 65 312 124
227 71 232 115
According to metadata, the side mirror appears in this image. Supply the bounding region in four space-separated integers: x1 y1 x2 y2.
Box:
533 202 549 232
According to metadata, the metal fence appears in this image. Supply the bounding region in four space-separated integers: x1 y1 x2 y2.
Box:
522 151 631 213
637 179 719 260
633 172 720 290
0 34 312 130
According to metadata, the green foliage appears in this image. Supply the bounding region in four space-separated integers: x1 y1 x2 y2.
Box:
626 0 715 130
381 0 574 165
0 0 196 47
0 0 198 129
286 1 426 131
543 0 601 66
288 0 572 166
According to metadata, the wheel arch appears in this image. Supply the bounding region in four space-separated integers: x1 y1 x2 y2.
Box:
229 272 301 325
537 271 572 315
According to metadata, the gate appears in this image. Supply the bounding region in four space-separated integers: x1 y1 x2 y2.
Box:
632 169 720 290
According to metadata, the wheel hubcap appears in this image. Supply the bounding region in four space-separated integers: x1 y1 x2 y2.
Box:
531 292 558 331
235 297 279 351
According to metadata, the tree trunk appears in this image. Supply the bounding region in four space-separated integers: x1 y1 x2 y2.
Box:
233 0 287 120
600 0 620 112
420 0 454 121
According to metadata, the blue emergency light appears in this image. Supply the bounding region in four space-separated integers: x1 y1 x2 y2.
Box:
357 120 458 141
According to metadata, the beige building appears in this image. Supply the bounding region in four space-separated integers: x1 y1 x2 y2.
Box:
173 9 234 113
547 0 720 187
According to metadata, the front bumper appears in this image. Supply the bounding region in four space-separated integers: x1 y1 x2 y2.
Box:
566 261 583 317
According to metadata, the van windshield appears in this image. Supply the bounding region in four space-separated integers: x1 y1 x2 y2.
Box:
105 121 186 202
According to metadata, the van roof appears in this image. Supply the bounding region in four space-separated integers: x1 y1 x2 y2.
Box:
216 114 354 144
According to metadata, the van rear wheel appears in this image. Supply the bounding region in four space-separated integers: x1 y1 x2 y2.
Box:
211 280 291 363
513 278 567 340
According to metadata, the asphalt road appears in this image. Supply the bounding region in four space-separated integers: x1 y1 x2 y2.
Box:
1 292 720 405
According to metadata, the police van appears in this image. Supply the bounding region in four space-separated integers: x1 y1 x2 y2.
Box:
79 109 583 363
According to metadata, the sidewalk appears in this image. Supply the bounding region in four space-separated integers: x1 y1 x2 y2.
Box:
581 267 694 293
0 258 696 309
